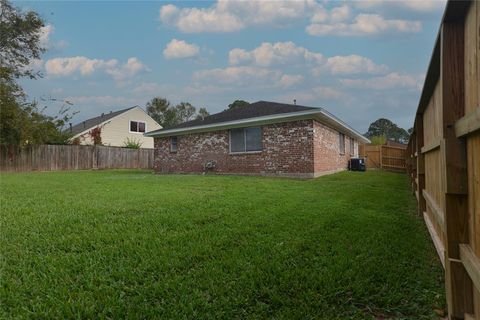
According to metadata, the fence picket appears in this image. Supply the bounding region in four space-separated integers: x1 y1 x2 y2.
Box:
0 145 154 172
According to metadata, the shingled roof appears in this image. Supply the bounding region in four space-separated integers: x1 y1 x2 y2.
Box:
153 101 317 132
145 100 370 143
69 107 135 136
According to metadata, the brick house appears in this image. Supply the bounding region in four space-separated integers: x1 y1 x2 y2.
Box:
145 101 370 178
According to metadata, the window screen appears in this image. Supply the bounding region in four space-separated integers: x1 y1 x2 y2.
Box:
130 121 146 133
230 127 262 153
170 136 178 152
339 133 345 154
130 121 138 132
138 122 146 133
230 128 245 153
350 137 355 155
246 127 262 151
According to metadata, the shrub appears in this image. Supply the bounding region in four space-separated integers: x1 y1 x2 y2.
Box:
123 137 142 149
88 127 102 145
369 135 387 145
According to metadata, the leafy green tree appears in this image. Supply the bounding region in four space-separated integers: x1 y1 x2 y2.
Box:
0 0 45 80
0 0 74 145
369 135 387 145
146 97 210 128
175 102 196 123
365 118 409 143
227 100 249 110
145 97 171 125
196 107 210 120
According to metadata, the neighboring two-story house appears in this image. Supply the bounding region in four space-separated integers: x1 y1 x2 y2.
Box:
69 106 161 148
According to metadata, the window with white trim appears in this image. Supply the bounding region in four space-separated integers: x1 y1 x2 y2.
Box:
130 121 146 133
339 132 345 154
230 127 262 153
170 136 178 152
350 137 355 155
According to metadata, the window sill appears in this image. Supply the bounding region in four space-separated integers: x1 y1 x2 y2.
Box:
129 131 146 134
229 151 262 155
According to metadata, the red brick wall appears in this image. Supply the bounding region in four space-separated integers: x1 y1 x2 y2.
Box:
313 121 357 175
154 119 357 178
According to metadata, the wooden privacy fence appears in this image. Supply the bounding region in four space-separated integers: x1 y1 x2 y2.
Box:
0 145 155 172
406 1 480 319
358 144 406 171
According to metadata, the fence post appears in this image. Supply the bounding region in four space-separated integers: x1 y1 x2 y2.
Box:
441 20 472 319
416 114 426 216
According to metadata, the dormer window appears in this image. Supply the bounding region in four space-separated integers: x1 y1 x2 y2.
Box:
130 121 146 133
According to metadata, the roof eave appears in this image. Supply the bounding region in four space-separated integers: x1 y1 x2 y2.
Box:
144 110 370 144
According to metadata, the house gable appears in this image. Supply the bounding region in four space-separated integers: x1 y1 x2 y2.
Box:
70 106 162 148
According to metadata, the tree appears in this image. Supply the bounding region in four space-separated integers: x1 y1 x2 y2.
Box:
227 100 249 110
145 97 171 125
369 135 387 145
0 0 45 80
175 102 196 123
196 107 210 120
364 118 409 143
0 0 75 145
145 97 210 128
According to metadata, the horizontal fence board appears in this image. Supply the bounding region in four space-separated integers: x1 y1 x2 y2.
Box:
359 144 406 171
460 244 480 293
421 138 442 154
0 145 154 172
424 211 446 268
423 189 446 231
456 107 480 137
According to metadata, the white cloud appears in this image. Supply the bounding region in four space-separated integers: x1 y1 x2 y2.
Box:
39 24 54 48
229 42 386 76
325 55 388 74
229 41 323 67
330 5 351 22
65 95 143 107
44 56 148 81
38 24 68 50
163 39 200 59
193 66 281 85
159 0 316 33
193 66 302 89
45 57 111 76
278 86 343 104
307 13 421 36
340 72 422 90
106 57 148 81
279 74 303 88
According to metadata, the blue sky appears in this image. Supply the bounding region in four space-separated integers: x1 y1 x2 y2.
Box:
19 0 446 133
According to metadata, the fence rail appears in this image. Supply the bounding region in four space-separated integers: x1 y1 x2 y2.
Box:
0 145 155 172
406 1 480 318
358 144 406 171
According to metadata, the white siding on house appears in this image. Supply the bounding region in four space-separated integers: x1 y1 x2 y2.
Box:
75 107 162 148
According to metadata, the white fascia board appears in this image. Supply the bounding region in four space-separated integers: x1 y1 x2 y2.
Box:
145 109 370 143
315 111 371 144
144 110 321 137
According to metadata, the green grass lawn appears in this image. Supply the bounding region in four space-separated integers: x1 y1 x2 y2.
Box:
0 170 444 319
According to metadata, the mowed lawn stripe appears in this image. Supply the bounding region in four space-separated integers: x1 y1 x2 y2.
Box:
0 170 444 319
